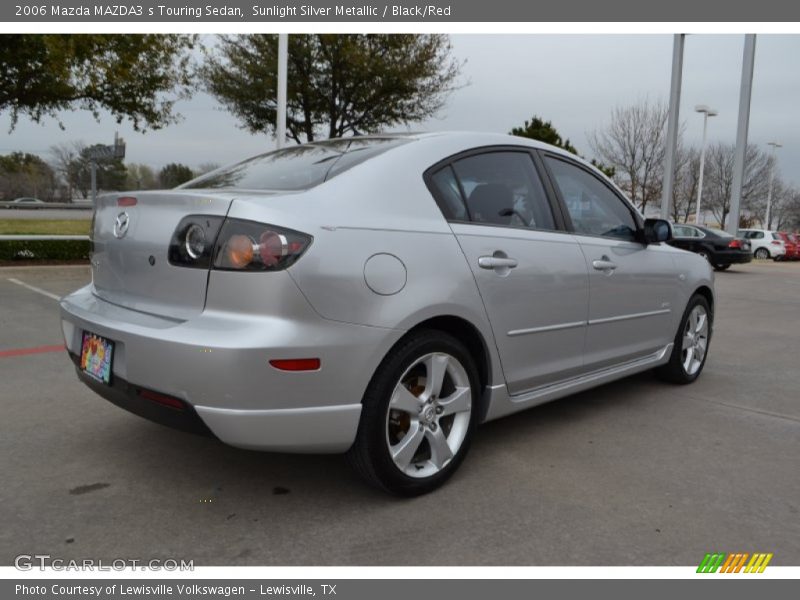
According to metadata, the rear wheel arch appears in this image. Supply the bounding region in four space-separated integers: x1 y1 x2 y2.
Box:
373 315 492 423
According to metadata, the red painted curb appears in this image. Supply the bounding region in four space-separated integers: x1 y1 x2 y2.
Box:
0 344 65 359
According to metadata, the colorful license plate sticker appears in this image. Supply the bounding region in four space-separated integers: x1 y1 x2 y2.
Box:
80 331 114 385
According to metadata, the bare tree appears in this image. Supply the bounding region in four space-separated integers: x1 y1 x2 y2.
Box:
49 141 86 201
703 143 771 229
588 99 670 213
767 180 800 231
671 145 700 223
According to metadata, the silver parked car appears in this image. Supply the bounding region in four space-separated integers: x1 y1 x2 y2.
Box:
60 132 715 495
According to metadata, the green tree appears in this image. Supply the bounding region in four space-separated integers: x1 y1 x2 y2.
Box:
0 34 195 131
67 145 127 198
510 115 615 178
510 116 578 154
0 152 56 201
159 163 194 188
125 163 158 190
202 34 462 143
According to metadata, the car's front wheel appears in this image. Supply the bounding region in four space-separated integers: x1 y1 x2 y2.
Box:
347 330 479 496
656 294 712 384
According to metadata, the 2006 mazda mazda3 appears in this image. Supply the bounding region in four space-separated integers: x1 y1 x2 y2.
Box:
61 132 714 495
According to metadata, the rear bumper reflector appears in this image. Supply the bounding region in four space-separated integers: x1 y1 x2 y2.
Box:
269 358 321 371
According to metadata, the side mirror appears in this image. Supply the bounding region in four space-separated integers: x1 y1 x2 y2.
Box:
642 218 672 244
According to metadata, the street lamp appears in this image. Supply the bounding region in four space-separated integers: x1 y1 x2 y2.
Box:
765 141 782 229
694 105 718 226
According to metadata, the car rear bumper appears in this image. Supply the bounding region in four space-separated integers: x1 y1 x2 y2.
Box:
713 251 753 266
60 279 403 453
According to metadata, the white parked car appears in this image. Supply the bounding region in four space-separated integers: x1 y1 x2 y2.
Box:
737 229 786 260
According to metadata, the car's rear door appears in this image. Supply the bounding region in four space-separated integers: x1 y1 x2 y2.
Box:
426 148 589 394
540 153 678 371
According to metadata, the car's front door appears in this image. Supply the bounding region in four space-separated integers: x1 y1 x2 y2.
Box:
426 149 589 394
542 154 678 371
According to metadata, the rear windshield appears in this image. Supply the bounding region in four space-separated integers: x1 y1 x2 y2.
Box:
181 137 409 191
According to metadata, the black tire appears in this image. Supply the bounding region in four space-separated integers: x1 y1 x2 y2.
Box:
656 293 712 384
346 330 480 496
754 248 769 260
698 251 711 264
713 264 730 271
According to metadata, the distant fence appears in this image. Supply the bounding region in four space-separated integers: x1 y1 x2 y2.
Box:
0 235 90 241
0 202 93 210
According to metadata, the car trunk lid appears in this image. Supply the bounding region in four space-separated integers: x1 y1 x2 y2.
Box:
91 191 234 319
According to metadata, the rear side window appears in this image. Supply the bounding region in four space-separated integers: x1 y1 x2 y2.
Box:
452 152 556 230
772 233 782 240
428 166 468 221
427 152 556 231
181 137 408 191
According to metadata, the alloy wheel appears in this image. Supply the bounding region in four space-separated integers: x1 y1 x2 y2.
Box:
385 352 472 478
681 305 709 376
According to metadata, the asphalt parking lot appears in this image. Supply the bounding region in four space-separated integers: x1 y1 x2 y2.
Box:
1 261 799 566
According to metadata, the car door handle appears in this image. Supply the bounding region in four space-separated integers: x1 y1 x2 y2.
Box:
478 256 519 270
592 258 618 271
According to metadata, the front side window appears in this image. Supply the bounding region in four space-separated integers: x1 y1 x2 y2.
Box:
448 152 556 231
545 156 638 242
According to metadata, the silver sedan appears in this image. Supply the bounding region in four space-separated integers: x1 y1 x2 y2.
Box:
60 132 714 495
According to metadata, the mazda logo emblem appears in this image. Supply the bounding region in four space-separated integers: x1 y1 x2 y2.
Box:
113 212 130 239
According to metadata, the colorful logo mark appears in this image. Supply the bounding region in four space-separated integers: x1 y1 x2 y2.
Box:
697 552 773 573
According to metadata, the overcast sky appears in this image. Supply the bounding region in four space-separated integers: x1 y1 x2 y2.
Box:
2 34 799 186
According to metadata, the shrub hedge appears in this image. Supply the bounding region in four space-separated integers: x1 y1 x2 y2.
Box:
0 239 91 262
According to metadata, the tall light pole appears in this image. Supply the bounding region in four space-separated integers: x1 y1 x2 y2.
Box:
276 34 288 149
727 34 757 235
764 141 782 228
661 34 685 220
694 105 718 225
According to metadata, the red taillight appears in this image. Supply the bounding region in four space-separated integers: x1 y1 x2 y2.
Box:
269 358 321 372
257 231 287 267
771 240 782 245
728 239 742 249
138 389 185 410
213 219 312 272
117 196 137 207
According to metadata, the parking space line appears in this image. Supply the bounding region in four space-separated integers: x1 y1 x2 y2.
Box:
0 344 64 359
6 277 61 301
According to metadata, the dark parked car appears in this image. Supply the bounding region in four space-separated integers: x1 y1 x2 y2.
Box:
670 224 752 271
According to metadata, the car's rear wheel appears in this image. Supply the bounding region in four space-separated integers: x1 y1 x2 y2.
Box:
754 248 769 259
656 294 712 384
347 330 479 496
713 263 730 271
